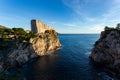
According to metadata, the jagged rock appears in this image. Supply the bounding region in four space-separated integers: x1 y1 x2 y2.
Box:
0 20 61 70
90 30 120 78
6 30 61 68
29 30 61 56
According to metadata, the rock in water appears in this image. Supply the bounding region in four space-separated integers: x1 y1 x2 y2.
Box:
90 29 120 78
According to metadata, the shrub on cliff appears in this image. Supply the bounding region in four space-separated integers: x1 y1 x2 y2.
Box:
104 26 115 31
12 28 26 35
104 23 120 31
0 27 37 48
0 28 24 38
44 30 57 39
116 23 120 30
20 31 37 41
1 27 36 40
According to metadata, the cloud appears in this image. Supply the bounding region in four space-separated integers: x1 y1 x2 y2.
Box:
63 23 78 27
62 0 120 33
62 0 82 15
113 0 120 3
102 5 120 21
89 24 104 33
93 1 120 28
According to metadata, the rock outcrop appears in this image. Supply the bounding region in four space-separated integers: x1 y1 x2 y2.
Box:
29 30 61 56
90 29 120 78
0 20 61 71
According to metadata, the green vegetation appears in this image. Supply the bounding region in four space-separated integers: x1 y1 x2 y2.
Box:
45 30 58 39
0 27 36 42
116 23 120 30
104 23 120 31
0 27 29 80
0 27 37 54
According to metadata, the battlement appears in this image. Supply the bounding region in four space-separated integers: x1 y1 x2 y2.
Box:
31 20 55 34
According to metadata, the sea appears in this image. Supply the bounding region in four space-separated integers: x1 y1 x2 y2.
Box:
22 34 114 80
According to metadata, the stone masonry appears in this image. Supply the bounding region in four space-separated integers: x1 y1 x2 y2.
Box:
31 20 54 34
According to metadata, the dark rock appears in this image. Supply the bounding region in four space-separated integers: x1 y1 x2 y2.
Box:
90 30 120 79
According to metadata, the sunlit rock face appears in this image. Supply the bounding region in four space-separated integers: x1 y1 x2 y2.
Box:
0 20 61 70
90 30 120 78
7 31 61 67
30 19 61 56
31 20 55 34
29 30 61 56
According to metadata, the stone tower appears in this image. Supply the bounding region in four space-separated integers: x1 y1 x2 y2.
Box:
31 20 37 34
31 19 54 34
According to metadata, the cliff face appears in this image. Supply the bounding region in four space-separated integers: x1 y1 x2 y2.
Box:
90 30 120 77
0 20 61 71
90 30 120 64
0 30 61 70
30 30 61 56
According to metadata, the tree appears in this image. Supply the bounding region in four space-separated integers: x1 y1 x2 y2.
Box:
104 26 110 31
0 28 5 38
12 28 26 35
116 23 120 30
104 26 114 31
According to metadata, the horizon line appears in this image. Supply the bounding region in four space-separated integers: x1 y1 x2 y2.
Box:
59 33 100 34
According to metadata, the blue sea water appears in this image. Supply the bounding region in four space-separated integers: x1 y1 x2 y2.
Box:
22 34 109 80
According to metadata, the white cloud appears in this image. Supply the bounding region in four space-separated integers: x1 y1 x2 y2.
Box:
63 23 78 27
62 0 82 15
103 6 120 21
89 25 104 33
113 0 120 3
62 0 120 33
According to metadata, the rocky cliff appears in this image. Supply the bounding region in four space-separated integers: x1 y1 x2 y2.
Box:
30 30 61 56
0 21 61 71
90 29 120 78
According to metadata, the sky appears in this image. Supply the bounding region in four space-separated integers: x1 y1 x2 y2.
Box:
0 0 120 33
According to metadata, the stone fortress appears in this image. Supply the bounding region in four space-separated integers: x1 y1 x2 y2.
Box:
31 20 55 34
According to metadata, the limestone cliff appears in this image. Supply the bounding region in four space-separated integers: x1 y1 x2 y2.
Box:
90 29 120 78
0 20 61 71
29 30 61 56
0 30 61 70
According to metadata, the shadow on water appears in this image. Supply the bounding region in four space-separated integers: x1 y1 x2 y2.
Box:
22 50 61 80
